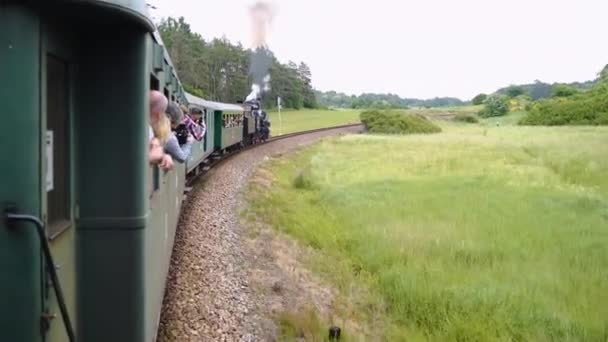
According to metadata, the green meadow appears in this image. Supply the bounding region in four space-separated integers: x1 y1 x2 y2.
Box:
246 121 608 340
267 109 360 135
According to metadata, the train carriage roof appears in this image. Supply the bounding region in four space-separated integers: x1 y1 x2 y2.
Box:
152 30 187 103
77 0 155 31
186 93 244 113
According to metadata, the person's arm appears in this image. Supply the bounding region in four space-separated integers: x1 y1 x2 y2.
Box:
159 153 174 171
149 138 164 164
164 134 192 163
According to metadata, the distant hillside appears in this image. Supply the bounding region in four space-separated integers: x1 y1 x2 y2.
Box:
494 80 597 100
316 70 602 109
315 91 464 109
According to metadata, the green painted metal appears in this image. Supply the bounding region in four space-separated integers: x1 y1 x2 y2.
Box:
145 163 184 341
43 18 79 342
2 3 194 342
77 230 145 341
0 6 44 342
214 111 223 149
186 107 217 172
75 25 149 341
73 0 154 31
222 126 243 149
206 110 215 155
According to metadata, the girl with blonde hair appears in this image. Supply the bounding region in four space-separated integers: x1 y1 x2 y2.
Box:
149 90 174 170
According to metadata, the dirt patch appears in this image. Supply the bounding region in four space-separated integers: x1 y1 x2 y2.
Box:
250 167 274 189
242 223 335 340
241 168 368 341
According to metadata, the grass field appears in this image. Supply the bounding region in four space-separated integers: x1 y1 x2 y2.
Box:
267 109 360 135
246 122 608 340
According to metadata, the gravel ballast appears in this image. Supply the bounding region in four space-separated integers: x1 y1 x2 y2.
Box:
157 126 361 341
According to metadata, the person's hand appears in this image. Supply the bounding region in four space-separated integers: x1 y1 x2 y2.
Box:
160 154 174 171
149 138 164 164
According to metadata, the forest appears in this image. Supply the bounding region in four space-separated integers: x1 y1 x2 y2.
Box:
158 17 317 109
158 17 465 110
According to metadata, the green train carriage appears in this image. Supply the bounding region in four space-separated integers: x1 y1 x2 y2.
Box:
184 93 217 174
1 1 188 341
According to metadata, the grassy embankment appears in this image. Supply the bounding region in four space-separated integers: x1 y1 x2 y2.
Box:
245 117 608 340
267 109 360 135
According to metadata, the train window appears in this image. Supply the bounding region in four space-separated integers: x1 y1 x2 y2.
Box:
46 54 71 237
152 166 160 192
149 76 161 196
150 74 160 91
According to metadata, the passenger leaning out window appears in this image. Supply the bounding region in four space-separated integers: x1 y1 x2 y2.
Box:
149 90 174 170
164 102 193 164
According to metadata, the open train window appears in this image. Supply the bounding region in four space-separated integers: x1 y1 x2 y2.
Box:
150 75 161 194
46 54 71 237
150 74 160 91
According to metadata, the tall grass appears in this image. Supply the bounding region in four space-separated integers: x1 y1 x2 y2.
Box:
246 124 608 340
267 109 360 135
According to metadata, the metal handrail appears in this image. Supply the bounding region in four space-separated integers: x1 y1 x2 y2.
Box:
4 208 76 342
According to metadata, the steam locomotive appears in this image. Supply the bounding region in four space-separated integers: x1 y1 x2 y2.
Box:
243 98 271 144
1 2 271 342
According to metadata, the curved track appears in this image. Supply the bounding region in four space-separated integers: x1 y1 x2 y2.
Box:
187 123 363 186
159 124 362 341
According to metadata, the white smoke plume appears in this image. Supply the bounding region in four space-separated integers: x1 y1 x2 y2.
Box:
246 1 276 102
250 1 275 50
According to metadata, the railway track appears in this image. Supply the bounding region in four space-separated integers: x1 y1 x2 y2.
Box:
159 122 363 341
187 123 363 186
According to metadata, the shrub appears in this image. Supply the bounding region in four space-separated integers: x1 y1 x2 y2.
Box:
471 93 487 105
552 84 578 98
478 95 509 118
505 86 525 98
520 84 608 125
360 110 441 134
454 113 479 123
293 168 316 190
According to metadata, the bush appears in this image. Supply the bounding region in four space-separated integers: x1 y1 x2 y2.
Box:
520 84 608 125
505 86 525 98
293 168 316 190
471 93 487 105
454 113 479 123
478 95 509 118
360 110 441 134
552 84 578 98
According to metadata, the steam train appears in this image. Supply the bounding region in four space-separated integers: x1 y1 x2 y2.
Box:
1 2 269 341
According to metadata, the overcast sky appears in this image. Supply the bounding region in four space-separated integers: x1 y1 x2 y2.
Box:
151 0 608 100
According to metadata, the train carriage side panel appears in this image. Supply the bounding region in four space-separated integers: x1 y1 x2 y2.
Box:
75 24 149 342
187 139 206 173
144 32 187 342
222 126 243 149
214 110 223 150
205 109 215 158
0 6 44 342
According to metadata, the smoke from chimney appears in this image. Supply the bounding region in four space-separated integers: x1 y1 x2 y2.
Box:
250 1 274 50
246 1 276 102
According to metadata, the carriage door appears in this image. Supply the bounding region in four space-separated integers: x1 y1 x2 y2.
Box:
43 45 77 342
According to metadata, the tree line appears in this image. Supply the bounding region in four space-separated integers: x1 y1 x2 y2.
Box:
158 17 316 109
159 16 605 115
474 64 608 125
315 91 464 109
